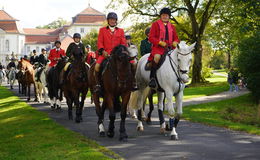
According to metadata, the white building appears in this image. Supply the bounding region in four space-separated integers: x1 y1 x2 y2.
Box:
0 6 105 66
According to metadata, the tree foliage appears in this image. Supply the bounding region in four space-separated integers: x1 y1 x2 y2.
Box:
36 17 68 29
109 0 221 84
82 29 99 52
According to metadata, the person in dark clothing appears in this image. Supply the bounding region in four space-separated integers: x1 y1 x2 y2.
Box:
66 33 86 62
140 27 152 56
38 48 48 66
30 50 38 65
7 58 16 69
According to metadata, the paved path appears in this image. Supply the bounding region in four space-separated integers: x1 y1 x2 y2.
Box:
4 83 260 160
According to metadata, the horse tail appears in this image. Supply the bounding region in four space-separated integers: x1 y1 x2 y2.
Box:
128 87 150 110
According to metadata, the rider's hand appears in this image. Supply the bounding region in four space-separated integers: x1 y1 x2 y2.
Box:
102 50 108 57
172 41 179 48
159 41 167 47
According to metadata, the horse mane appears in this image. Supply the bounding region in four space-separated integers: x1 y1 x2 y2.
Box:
111 45 129 57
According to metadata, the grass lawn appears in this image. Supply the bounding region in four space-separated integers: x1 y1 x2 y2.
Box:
183 94 260 135
0 86 121 160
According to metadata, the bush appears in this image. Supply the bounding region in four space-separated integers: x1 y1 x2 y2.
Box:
237 31 260 101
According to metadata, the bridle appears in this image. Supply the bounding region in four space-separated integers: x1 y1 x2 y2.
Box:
168 49 191 95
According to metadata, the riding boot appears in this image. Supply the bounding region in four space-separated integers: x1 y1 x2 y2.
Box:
94 71 102 95
149 63 157 89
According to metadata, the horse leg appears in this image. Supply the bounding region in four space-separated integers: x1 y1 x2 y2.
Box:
74 92 81 123
67 97 73 120
157 91 166 134
94 93 105 137
33 83 38 102
27 84 30 101
79 91 87 121
170 90 184 140
136 89 146 131
146 91 154 124
56 89 62 110
119 93 130 142
107 96 115 138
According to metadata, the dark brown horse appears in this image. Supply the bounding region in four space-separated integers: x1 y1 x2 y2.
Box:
47 56 68 109
89 45 135 141
17 59 36 101
62 56 89 123
16 69 26 94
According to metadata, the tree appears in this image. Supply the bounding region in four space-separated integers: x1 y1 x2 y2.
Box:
36 17 68 29
82 29 99 52
109 0 220 83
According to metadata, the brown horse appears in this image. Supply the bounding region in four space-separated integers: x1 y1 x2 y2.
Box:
62 56 89 123
88 45 135 141
17 59 36 101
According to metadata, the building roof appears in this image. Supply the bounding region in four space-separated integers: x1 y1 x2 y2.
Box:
23 28 59 35
60 35 74 51
25 35 58 44
0 21 19 33
78 6 105 16
73 6 105 24
0 10 18 21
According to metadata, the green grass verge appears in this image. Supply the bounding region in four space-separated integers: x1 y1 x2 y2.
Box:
0 86 122 160
183 94 260 135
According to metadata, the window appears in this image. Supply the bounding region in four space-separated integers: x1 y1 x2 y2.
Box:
5 40 9 52
27 46 30 53
36 46 39 53
80 28 85 33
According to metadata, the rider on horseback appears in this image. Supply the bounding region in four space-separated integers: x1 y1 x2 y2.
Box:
48 40 66 67
35 48 48 81
147 8 180 89
94 12 138 93
140 27 152 56
60 33 86 84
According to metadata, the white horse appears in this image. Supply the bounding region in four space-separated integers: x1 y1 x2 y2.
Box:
129 41 196 140
8 67 16 89
35 65 49 103
0 69 5 86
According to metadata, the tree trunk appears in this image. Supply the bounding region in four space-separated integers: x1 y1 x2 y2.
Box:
191 40 203 84
227 50 231 69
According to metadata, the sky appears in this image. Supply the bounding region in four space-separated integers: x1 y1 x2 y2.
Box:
0 0 122 28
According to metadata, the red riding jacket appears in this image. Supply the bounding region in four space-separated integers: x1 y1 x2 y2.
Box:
48 48 66 67
97 26 127 55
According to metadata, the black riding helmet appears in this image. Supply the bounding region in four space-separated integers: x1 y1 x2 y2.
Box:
160 7 171 17
73 33 81 39
107 12 118 20
55 40 61 45
125 35 131 40
145 27 150 36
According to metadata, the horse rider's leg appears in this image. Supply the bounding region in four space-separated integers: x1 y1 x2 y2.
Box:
149 54 161 88
170 90 184 140
107 95 116 138
131 61 138 90
157 91 166 134
119 93 130 141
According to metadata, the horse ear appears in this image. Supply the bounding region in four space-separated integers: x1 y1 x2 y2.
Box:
189 42 196 52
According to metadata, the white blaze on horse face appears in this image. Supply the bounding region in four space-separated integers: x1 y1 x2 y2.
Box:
127 45 138 57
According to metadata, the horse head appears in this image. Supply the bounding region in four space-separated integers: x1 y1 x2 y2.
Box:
174 41 196 83
127 44 138 58
56 56 68 70
111 45 134 87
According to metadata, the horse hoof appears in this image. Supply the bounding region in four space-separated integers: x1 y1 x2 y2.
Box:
107 131 114 138
99 131 105 137
68 115 73 120
119 137 128 142
56 105 61 110
75 118 81 123
160 128 166 134
137 126 144 132
146 118 152 125
170 135 178 140
27 98 30 102
166 124 172 131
